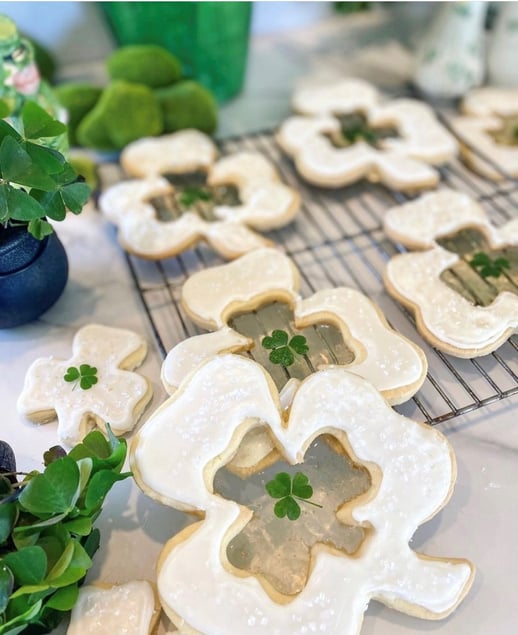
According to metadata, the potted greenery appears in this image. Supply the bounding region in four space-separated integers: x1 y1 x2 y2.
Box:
0 101 91 328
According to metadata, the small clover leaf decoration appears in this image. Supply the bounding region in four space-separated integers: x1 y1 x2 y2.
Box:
261 330 309 367
64 364 98 390
180 186 212 208
265 471 322 521
469 252 511 279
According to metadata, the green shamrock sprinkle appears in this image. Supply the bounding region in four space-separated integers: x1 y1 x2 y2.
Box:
469 252 511 279
265 472 322 521
261 330 309 367
64 364 98 390
180 186 212 207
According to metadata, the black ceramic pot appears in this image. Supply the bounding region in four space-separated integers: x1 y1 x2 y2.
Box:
0 224 69 328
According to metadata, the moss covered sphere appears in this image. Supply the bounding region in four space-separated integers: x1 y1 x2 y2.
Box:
107 44 183 89
155 80 217 135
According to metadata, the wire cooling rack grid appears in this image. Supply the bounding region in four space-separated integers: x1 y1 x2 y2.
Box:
101 126 518 426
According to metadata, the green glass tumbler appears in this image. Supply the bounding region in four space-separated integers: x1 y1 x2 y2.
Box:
100 1 252 102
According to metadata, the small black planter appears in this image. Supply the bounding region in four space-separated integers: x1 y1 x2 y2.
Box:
0 224 69 329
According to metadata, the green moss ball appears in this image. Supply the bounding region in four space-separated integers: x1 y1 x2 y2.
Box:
107 45 183 89
155 80 218 135
54 83 103 146
76 80 163 151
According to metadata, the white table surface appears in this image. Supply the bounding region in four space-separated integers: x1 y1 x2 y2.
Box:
1 7 517 635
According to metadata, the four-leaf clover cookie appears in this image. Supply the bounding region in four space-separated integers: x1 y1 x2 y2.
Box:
99 129 300 260
451 86 518 180
384 189 518 357
17 324 153 446
161 247 427 470
277 78 458 191
132 354 475 635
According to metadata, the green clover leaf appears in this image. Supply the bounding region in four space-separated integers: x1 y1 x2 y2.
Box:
265 471 322 522
261 330 309 367
63 364 98 390
180 186 212 207
470 252 511 279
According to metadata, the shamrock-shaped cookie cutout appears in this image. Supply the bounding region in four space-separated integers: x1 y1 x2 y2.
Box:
99 129 300 260
384 189 518 357
277 78 457 191
451 86 518 180
162 247 427 470
132 354 475 635
17 324 153 446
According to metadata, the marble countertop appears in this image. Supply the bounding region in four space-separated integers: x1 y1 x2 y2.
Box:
1 8 518 635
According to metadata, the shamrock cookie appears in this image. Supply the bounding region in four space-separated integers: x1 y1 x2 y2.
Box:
99 129 300 260
384 189 518 357
17 324 153 446
132 354 475 635
162 247 427 469
277 78 457 190
451 86 518 180
67 580 159 635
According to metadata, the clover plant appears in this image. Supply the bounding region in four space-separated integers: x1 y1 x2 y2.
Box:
0 100 91 240
0 426 130 633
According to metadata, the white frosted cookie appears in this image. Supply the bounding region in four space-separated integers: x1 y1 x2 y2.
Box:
100 131 299 260
277 78 457 190
17 324 153 447
162 247 427 469
384 190 518 357
67 580 159 635
451 87 518 180
131 354 475 635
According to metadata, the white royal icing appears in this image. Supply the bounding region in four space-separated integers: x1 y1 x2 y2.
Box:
101 136 298 259
132 355 474 635
121 129 218 177
17 324 151 447
451 87 518 180
172 248 426 402
180 248 299 329
67 580 156 635
277 79 457 190
384 190 518 355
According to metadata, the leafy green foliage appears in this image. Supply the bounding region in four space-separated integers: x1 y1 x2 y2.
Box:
0 101 91 240
0 427 130 633
180 186 212 208
469 252 511 279
265 471 322 521
262 330 309 367
63 364 98 391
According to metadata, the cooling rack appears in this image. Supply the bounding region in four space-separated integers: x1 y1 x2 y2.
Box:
99 127 518 426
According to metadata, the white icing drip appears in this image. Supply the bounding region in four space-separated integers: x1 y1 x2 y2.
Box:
386 247 518 350
67 581 155 635
101 151 296 259
17 324 151 446
295 288 425 397
291 78 380 115
461 87 518 117
161 328 252 394
132 355 473 635
278 86 457 189
180 248 299 328
383 189 504 249
120 130 218 177
451 115 518 179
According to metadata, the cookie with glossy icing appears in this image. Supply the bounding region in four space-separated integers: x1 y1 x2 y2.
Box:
277 78 457 190
99 130 299 260
132 354 475 635
384 189 518 357
17 324 152 446
451 86 518 180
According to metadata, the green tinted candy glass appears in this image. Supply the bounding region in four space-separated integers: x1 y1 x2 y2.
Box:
100 1 252 102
